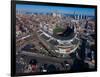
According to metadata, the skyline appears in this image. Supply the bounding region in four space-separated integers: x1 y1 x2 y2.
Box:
16 4 95 16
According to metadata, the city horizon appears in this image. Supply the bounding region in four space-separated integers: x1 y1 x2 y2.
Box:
16 4 95 16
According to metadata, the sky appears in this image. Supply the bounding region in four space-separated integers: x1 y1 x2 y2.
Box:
16 4 95 16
